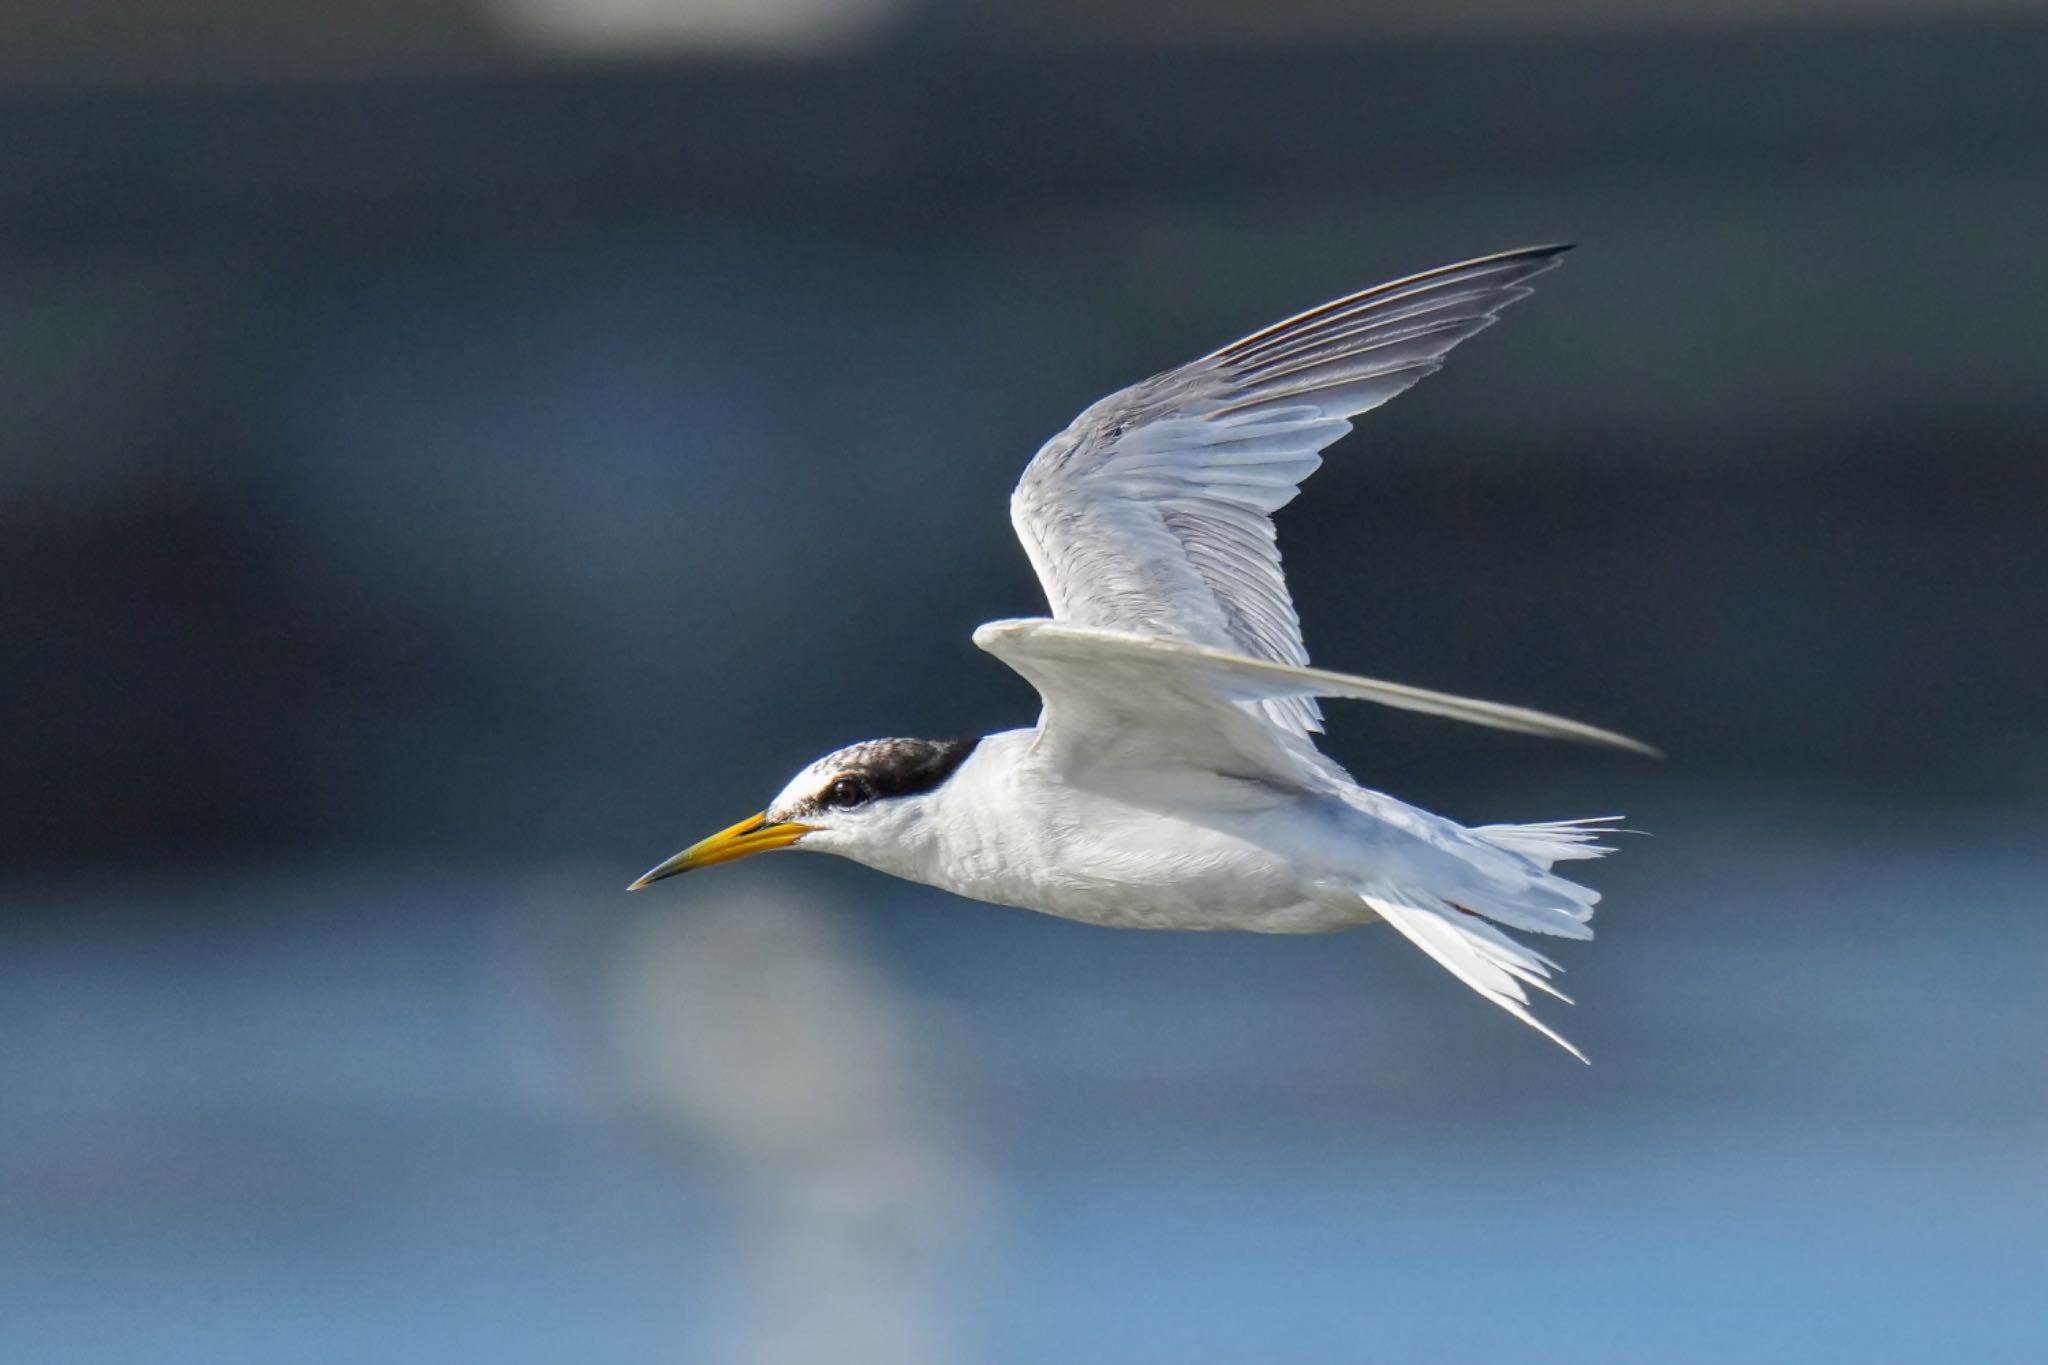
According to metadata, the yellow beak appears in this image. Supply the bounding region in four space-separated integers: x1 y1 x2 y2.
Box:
627 811 813 890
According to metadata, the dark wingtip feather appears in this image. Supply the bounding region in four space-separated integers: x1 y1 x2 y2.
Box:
1209 244 1574 368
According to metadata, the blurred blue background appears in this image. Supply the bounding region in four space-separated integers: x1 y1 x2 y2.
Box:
4 2 2046 1361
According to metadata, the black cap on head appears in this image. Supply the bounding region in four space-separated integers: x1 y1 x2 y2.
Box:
831 737 979 800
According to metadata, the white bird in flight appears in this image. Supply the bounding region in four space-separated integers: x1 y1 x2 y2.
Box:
632 245 1652 1060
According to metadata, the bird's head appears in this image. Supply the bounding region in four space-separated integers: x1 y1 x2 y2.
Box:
628 736 979 889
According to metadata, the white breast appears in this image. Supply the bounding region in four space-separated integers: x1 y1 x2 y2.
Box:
857 731 1365 933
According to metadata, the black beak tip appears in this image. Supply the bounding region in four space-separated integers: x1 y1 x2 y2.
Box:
626 861 683 892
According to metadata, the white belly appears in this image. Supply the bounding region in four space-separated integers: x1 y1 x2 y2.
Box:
861 743 1374 933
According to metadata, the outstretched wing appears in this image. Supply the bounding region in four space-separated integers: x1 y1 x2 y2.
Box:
974 619 1654 790
1010 245 1571 735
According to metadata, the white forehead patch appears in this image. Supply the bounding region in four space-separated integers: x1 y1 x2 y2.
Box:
767 750 853 814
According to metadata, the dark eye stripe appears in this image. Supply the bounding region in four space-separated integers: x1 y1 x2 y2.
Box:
857 738 978 799
813 737 979 812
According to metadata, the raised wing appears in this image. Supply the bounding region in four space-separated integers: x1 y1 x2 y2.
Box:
1010 246 1571 735
974 619 1656 790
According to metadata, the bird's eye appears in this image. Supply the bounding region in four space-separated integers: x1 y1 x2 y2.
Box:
823 776 871 809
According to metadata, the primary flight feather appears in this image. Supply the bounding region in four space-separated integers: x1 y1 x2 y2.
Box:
633 245 1650 1060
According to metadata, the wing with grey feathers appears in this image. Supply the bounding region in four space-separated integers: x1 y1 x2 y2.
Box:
974 620 1654 793
1009 245 1572 735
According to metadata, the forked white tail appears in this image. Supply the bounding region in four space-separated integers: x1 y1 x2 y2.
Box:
1351 817 1627 1062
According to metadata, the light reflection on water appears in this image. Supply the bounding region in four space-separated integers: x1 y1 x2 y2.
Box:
2 797 2043 1364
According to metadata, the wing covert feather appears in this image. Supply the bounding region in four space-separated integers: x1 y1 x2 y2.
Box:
974 620 1658 792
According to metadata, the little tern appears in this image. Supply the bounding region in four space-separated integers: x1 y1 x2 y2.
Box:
633 245 1651 1059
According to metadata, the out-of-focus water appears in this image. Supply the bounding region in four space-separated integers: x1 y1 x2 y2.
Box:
6 793 2042 1364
